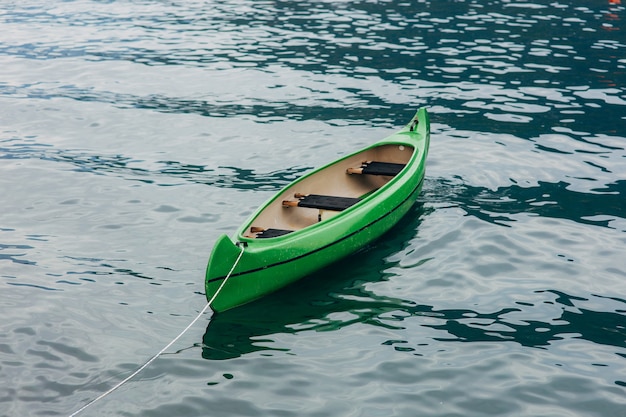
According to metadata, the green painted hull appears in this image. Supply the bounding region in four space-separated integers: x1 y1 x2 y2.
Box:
205 108 430 312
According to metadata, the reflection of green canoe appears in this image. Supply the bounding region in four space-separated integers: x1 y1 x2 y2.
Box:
205 108 430 313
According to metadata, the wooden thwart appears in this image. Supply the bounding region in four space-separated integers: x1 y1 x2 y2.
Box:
347 161 406 176
282 193 360 211
250 227 293 239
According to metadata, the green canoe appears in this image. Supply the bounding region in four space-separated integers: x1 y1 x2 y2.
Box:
205 107 430 312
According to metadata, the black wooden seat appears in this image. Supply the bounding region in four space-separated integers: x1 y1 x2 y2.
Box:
347 161 406 176
282 194 360 211
254 228 293 238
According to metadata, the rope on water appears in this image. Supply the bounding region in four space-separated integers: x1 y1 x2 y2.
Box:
69 243 245 417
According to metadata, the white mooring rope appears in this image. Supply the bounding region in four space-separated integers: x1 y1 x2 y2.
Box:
69 244 245 417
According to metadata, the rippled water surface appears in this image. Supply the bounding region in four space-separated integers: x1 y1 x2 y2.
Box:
1 1 625 416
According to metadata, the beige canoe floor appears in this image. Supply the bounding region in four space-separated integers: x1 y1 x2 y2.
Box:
244 144 415 237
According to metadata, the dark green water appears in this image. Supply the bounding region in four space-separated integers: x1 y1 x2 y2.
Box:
1 1 625 416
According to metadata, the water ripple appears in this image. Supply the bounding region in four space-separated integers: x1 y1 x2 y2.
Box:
0 140 308 190
429 179 626 229
2 1 625 416
1 0 624 133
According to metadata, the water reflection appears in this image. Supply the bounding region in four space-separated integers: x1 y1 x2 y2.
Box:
3 0 622 82
203 241 625 360
0 243 36 266
1 0 624 134
425 177 626 229
202 204 429 360
426 290 626 350
0 141 308 190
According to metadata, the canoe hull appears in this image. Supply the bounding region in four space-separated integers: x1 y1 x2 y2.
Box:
206 108 430 312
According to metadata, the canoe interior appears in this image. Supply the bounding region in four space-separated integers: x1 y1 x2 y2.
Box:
243 143 415 237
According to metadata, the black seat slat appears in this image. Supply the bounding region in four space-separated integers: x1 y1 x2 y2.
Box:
256 228 293 238
294 194 360 211
360 161 405 176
